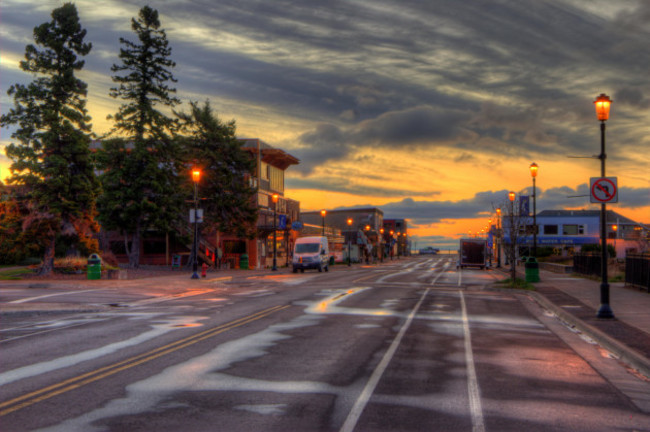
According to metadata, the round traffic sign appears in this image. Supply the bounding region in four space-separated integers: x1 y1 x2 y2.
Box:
591 178 617 203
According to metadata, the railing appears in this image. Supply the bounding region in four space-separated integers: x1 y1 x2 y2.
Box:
625 253 650 292
572 253 601 276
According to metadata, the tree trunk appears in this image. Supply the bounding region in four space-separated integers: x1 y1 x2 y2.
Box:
128 223 141 269
39 236 56 275
124 221 141 269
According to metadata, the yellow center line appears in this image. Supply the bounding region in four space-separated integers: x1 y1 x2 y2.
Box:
0 304 290 416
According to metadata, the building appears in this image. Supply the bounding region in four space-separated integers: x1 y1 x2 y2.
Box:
502 209 649 258
216 138 300 269
105 138 301 269
301 208 384 262
383 219 409 257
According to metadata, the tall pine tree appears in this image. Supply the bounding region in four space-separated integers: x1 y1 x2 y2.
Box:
176 101 258 239
0 3 99 274
97 6 184 268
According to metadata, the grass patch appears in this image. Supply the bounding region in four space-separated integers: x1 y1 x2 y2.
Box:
494 277 536 290
0 268 35 280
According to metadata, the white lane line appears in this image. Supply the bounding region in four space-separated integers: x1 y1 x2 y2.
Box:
460 291 485 432
430 262 451 285
9 289 106 304
340 287 430 432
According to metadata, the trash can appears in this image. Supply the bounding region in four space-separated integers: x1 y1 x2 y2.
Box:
87 253 101 280
525 257 540 283
239 253 249 270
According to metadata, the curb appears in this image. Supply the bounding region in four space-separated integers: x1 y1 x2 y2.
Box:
527 290 650 380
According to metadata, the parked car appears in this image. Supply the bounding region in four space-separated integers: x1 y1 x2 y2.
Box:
292 236 330 273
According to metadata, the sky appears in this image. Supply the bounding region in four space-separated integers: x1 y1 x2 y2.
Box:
1 0 649 250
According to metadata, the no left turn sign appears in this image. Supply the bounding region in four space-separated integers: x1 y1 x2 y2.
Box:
590 177 618 203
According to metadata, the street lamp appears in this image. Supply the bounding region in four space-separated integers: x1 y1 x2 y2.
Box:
191 169 201 279
496 208 502 268
509 191 516 284
389 230 394 260
379 228 384 263
595 93 614 319
347 218 353 266
364 225 371 264
320 209 327 236
529 162 538 257
272 193 279 271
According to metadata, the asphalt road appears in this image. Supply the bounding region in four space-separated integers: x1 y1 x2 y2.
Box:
1 256 649 431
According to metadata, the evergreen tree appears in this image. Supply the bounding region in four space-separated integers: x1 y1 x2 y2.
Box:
97 6 183 268
0 3 99 274
176 101 258 239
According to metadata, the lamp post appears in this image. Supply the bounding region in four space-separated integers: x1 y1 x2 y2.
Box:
389 230 394 260
191 169 201 279
595 93 614 319
509 191 516 284
365 225 371 264
272 193 279 271
529 162 538 257
379 228 384 263
496 208 502 268
347 218 353 266
320 209 327 236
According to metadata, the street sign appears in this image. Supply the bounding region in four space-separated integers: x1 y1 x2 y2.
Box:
291 221 303 231
590 177 618 203
189 209 204 223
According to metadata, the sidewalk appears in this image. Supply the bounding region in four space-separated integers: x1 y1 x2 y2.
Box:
509 267 650 379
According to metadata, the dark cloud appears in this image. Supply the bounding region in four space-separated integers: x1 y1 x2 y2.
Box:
286 176 439 199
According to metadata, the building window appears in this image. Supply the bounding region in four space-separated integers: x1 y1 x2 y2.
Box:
269 165 284 193
562 224 584 235
544 225 558 235
260 162 269 180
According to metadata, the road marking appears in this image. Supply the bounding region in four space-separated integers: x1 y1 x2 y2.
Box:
0 304 290 416
430 262 450 285
9 289 106 304
460 291 485 432
340 287 430 432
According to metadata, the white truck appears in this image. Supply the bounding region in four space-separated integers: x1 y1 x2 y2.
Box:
292 236 330 273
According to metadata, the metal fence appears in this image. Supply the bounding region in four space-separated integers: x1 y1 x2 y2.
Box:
572 253 601 276
625 253 650 292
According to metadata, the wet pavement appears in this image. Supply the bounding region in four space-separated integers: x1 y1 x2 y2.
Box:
2 261 649 379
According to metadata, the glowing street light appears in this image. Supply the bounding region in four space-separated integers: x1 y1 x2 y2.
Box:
530 162 539 257
496 208 502 268
594 93 614 319
320 209 327 236
347 218 353 266
191 168 201 279
272 193 279 271
379 228 384 263
508 191 516 284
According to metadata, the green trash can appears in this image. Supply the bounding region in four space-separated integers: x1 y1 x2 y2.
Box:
524 257 540 283
87 253 101 280
239 253 249 270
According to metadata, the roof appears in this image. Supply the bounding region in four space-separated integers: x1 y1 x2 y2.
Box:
537 209 639 225
240 138 300 170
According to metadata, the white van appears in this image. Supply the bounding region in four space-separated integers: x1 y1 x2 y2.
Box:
292 236 329 273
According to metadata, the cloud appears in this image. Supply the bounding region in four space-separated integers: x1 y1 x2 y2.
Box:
286 175 439 199
294 105 470 173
